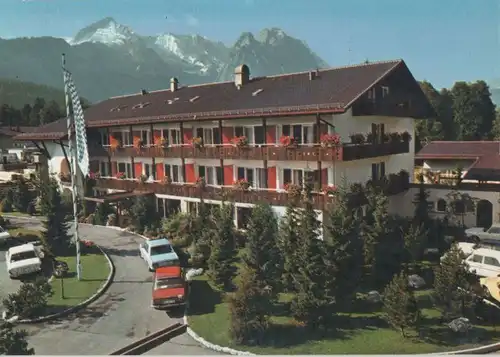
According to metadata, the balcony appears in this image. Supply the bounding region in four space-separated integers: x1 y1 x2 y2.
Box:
90 138 409 162
93 169 410 210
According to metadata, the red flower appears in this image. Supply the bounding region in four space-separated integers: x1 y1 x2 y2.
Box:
279 136 295 147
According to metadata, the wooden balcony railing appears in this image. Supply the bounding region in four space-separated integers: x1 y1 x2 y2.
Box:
89 140 410 162
94 170 410 210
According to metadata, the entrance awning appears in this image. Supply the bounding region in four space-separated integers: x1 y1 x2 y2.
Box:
84 190 153 204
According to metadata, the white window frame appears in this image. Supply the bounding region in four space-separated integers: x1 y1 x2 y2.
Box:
143 163 152 177
282 168 305 186
164 164 184 183
276 124 314 145
117 162 132 178
161 129 181 145
99 161 110 176
381 86 390 98
101 131 110 146
120 130 132 147
197 166 218 185
140 130 151 146
367 87 376 102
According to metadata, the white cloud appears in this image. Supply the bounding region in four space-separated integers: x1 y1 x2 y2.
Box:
185 14 199 27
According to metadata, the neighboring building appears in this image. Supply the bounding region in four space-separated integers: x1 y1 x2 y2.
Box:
14 60 434 228
411 141 500 229
0 126 37 151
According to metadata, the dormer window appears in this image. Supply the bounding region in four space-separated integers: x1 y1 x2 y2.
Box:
132 102 151 109
367 87 376 102
381 86 390 98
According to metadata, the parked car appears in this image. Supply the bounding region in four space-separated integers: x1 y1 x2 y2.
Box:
0 226 11 244
465 223 500 243
139 238 179 271
6 243 43 278
464 247 500 278
151 266 187 309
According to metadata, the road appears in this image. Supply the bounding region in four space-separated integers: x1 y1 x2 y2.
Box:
6 216 220 355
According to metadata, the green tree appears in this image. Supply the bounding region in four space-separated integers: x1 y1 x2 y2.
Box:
3 277 53 319
492 109 500 140
402 222 426 269
93 202 110 226
383 272 420 337
242 203 282 300
290 182 334 329
228 266 270 345
12 178 31 213
207 202 236 289
413 173 431 227
444 190 476 228
131 195 160 233
40 179 71 257
0 322 34 355
278 201 301 291
433 244 477 321
324 184 363 309
1 189 14 213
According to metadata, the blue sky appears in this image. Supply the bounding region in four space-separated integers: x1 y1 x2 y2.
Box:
1 0 499 89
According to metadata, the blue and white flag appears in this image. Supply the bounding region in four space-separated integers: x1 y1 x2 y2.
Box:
63 68 89 177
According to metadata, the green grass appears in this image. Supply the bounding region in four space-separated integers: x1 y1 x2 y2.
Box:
187 275 500 354
48 252 110 308
8 227 42 242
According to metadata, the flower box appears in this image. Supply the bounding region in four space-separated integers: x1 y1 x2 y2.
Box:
231 136 249 148
320 133 342 148
191 137 203 149
115 172 126 179
161 176 172 185
322 185 337 195
283 183 302 197
233 179 250 191
279 135 296 148
138 174 147 183
196 176 206 188
157 137 169 149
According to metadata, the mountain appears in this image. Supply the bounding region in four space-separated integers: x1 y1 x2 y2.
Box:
0 78 67 109
0 17 328 102
0 17 327 102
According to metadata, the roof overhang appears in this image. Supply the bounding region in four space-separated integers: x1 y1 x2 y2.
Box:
84 190 153 204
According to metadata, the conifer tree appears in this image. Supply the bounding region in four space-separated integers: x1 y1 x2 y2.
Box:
324 183 363 308
242 203 282 300
40 178 71 257
279 199 301 291
93 202 110 226
433 243 477 320
13 177 31 213
207 202 236 289
383 272 420 337
402 222 427 268
131 195 160 233
291 179 334 329
0 322 34 355
229 266 270 345
1 189 13 213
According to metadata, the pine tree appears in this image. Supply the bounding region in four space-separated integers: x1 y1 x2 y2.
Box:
229 266 270 345
402 222 427 268
242 203 282 300
0 322 34 355
12 178 31 213
1 189 14 213
291 180 334 329
383 272 420 337
131 195 160 233
324 184 364 309
94 202 110 226
413 173 431 227
40 179 71 257
207 202 236 289
279 201 301 291
433 243 477 321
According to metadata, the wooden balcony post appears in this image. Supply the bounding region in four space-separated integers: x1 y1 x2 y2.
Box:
150 123 156 179
129 125 135 179
219 120 224 185
262 117 268 188
106 127 112 176
316 114 322 189
180 122 186 183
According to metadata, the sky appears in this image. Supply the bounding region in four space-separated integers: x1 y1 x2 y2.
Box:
1 0 499 89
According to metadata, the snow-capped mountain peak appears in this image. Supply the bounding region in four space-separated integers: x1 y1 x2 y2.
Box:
72 17 137 45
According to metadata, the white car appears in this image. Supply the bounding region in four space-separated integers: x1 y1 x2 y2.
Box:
0 226 11 244
6 243 43 278
139 238 180 271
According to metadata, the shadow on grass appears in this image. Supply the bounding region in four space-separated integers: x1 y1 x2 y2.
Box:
418 324 500 347
188 279 222 316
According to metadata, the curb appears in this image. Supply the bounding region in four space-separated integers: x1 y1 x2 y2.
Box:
9 244 115 324
183 268 255 356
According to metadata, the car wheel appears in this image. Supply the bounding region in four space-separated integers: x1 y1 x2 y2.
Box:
470 235 481 244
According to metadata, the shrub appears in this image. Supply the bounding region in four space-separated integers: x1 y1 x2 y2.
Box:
3 277 53 319
26 201 36 216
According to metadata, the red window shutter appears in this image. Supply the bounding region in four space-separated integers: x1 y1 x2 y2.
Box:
222 127 234 144
266 125 276 144
183 128 193 143
185 164 195 183
267 167 277 189
153 130 162 145
134 163 142 178
224 165 234 185
156 163 164 180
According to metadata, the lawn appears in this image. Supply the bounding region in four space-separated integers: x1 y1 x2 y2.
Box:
8 227 42 242
47 251 110 310
187 274 500 354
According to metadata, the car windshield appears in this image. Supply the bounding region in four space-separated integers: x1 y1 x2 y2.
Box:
155 277 184 289
151 244 173 255
10 251 37 262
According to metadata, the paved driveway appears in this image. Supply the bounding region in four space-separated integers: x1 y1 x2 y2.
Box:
6 217 219 355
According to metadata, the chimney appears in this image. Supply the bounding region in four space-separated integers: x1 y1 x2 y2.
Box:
234 64 250 87
170 77 179 92
141 89 148 95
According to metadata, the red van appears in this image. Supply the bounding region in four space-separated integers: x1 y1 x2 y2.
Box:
151 266 187 309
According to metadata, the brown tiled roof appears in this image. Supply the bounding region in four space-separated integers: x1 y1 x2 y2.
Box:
416 141 500 181
0 126 40 138
15 59 424 141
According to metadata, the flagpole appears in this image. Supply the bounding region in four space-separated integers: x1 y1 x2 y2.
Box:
62 53 82 281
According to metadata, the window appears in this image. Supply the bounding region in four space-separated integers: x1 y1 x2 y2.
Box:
164 164 183 183
119 131 131 146
488 227 500 234
195 127 218 145
371 162 385 181
101 132 110 146
236 168 266 188
254 126 265 145
283 169 304 186
197 166 220 185
117 163 132 178
436 199 447 212
234 126 255 144
371 123 385 144
160 129 181 145
140 130 150 146
470 255 483 263
100 162 111 176
144 163 151 177
278 124 313 144
484 256 500 267
367 87 376 102
381 86 390 98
